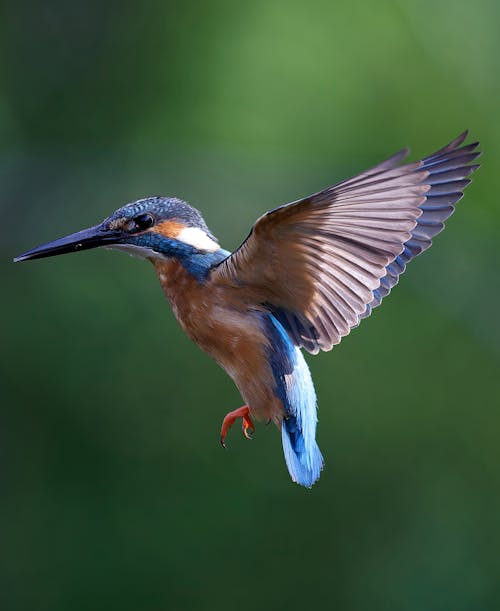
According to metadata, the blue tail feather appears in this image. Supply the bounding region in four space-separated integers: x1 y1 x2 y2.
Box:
266 315 324 487
282 416 324 488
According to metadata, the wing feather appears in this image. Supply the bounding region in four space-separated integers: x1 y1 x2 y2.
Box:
213 133 481 353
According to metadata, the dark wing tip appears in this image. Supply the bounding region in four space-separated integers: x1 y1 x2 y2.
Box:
384 146 410 166
447 130 469 150
424 130 471 162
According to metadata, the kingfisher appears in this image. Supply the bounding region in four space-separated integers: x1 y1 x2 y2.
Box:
14 132 480 487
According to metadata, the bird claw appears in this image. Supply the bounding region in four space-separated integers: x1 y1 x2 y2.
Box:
242 418 255 440
220 405 255 448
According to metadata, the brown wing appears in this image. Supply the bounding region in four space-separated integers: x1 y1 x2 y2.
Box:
212 132 481 354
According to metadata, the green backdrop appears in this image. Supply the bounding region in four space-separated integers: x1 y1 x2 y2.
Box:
2 1 499 610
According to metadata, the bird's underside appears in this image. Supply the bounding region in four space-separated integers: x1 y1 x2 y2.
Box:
154 256 286 425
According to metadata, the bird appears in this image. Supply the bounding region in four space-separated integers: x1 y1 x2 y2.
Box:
14 131 481 488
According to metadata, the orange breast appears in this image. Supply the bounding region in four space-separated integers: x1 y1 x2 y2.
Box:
152 259 285 423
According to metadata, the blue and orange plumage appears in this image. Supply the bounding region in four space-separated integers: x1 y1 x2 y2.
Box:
14 132 481 487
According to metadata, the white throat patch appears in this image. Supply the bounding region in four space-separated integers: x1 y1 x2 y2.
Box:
177 227 219 252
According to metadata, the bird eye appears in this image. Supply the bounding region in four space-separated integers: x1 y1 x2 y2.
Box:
134 213 154 231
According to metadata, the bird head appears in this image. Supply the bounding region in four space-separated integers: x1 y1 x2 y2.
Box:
14 196 222 263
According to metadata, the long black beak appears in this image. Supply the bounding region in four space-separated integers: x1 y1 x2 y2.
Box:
13 223 122 263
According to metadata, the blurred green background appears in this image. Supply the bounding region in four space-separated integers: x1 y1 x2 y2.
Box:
2 1 499 610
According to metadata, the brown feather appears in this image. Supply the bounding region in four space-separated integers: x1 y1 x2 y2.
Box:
153 259 285 423
155 220 186 239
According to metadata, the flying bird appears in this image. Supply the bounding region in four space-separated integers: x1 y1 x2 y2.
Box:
14 132 480 487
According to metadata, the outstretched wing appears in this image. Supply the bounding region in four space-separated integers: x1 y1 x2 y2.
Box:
212 132 481 354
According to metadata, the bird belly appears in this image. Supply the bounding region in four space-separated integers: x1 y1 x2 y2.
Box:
187 306 285 423
153 259 285 422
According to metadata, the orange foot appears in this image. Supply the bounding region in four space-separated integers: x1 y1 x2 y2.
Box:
220 405 255 448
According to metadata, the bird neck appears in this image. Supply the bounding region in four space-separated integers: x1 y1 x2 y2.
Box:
127 229 229 282
151 245 230 283
175 247 231 281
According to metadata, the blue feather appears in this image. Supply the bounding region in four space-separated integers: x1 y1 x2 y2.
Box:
265 315 324 487
129 231 230 281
